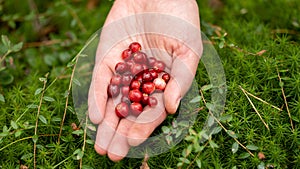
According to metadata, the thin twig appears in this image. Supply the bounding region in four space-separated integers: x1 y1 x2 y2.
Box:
276 66 294 131
239 86 282 111
0 50 11 65
239 86 270 130
79 113 89 169
34 73 48 169
57 33 98 144
23 39 62 48
199 90 255 157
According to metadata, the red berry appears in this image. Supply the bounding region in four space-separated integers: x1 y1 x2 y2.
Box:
153 61 165 73
128 89 143 102
121 74 133 86
121 86 130 96
121 96 131 105
115 102 129 118
162 72 170 83
149 69 158 79
132 52 147 64
135 74 143 83
127 60 135 69
148 57 156 67
142 82 155 94
148 96 158 107
129 42 141 53
142 70 153 82
141 93 149 106
153 78 166 91
131 63 144 75
141 64 148 70
130 80 141 89
130 102 143 116
107 84 120 98
115 62 129 74
110 74 122 86
121 49 132 61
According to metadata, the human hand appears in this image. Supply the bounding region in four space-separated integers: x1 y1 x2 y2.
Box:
88 0 202 161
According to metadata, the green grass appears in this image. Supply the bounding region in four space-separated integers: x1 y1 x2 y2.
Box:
1 0 300 168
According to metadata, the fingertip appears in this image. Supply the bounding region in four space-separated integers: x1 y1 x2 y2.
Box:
164 79 181 114
108 153 124 162
94 143 107 155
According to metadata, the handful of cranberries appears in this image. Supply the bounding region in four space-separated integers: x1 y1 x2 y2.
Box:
107 42 170 118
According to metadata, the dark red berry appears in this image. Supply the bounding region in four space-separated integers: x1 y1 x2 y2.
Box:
121 49 132 61
115 102 129 118
162 72 170 83
121 96 131 105
153 61 165 73
130 80 141 89
129 42 141 53
142 82 155 94
107 84 120 98
149 69 158 79
128 89 143 103
135 74 143 83
148 97 158 107
121 74 133 86
142 70 153 82
110 74 122 86
133 52 148 64
131 63 144 75
148 57 156 67
115 62 129 74
153 78 166 91
121 86 130 96
141 93 149 106
130 102 143 116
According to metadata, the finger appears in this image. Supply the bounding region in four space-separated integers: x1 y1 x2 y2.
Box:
94 98 119 155
107 116 136 162
164 50 200 114
88 63 113 124
127 93 167 146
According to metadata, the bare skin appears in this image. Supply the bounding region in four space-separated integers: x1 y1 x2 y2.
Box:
88 0 202 161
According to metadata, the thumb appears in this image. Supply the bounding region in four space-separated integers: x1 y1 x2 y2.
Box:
164 50 200 114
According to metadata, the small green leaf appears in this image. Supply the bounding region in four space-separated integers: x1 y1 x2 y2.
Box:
179 157 190 164
39 77 47 82
82 165 94 169
207 115 215 127
34 88 43 95
86 139 94 145
279 81 284 87
73 149 84 160
43 96 55 102
0 94 5 103
11 42 23 52
175 129 182 138
73 78 81 86
246 144 258 151
257 162 265 169
177 162 183 167
27 104 38 109
162 126 170 134
227 130 238 138
209 140 219 149
211 126 222 134
32 134 38 143
1 35 11 49
206 103 215 112
51 117 61 122
189 96 201 103
196 159 202 168
201 84 213 91
165 135 172 145
39 115 47 124
72 129 84 136
10 120 18 129
232 166 237 169
239 152 250 159
219 41 225 48
14 130 23 137
67 106 75 114
232 142 239 154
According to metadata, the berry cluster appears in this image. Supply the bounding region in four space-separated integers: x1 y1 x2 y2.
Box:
107 42 170 118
